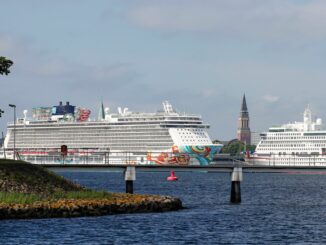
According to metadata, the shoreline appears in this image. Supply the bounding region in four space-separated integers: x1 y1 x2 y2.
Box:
0 194 182 220
0 160 183 220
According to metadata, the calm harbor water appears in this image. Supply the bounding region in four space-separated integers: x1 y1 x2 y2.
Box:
1 171 326 244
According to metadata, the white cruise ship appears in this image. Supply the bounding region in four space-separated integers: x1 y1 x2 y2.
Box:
0 101 222 165
247 106 326 166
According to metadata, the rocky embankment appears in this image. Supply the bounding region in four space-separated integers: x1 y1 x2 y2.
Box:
0 194 182 220
0 160 183 219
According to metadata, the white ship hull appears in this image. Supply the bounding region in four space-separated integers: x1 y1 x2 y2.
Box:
0 146 222 166
253 107 326 167
246 155 326 167
1 101 223 166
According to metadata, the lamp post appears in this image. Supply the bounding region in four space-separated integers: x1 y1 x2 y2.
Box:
9 104 16 160
0 110 4 159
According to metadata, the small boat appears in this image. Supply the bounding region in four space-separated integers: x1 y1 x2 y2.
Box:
167 170 178 181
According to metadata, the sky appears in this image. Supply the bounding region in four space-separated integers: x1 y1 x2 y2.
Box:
1 0 326 140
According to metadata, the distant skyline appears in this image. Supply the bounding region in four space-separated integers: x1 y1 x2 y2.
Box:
1 0 326 140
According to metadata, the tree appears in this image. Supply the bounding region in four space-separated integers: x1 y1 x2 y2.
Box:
212 139 222 144
0 56 13 75
221 140 244 155
220 139 256 155
246 144 256 153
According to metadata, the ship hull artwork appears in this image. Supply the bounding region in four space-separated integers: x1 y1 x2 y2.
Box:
1 101 222 166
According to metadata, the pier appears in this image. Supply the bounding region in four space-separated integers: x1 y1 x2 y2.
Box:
41 162 326 173
43 162 326 202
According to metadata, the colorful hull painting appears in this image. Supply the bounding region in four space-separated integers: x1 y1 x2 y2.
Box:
8 145 223 165
147 145 223 165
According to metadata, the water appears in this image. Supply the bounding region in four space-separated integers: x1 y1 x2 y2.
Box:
1 171 326 244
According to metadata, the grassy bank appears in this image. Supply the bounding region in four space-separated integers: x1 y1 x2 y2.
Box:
0 159 182 219
0 190 112 204
0 159 83 196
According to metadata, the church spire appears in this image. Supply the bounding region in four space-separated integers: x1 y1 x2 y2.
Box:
241 94 248 112
237 94 251 145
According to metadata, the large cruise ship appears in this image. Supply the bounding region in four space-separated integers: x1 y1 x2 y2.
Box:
247 106 326 166
0 101 222 165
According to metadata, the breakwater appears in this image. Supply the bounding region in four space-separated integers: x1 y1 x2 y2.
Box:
0 194 182 220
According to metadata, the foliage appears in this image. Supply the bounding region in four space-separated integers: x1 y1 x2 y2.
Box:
0 56 13 75
220 141 244 155
0 159 83 196
0 190 113 204
221 140 256 155
247 144 256 152
212 139 222 144
0 192 42 204
0 159 114 205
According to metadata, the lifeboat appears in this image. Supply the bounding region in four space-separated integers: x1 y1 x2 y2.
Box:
167 170 178 181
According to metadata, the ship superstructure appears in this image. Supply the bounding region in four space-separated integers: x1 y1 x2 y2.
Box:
1 101 222 165
248 106 326 166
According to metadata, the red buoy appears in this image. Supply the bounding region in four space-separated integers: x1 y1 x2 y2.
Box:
167 170 178 181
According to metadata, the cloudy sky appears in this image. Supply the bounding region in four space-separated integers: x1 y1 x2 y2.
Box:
1 0 326 140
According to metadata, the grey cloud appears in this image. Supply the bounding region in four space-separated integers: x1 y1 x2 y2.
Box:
262 95 279 103
125 0 326 43
0 34 141 131
0 34 140 91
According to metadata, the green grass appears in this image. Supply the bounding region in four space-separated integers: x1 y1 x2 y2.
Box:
0 192 43 204
0 159 113 204
0 159 83 195
0 190 113 205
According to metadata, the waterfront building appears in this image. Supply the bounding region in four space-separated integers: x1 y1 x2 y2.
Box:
237 94 251 145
